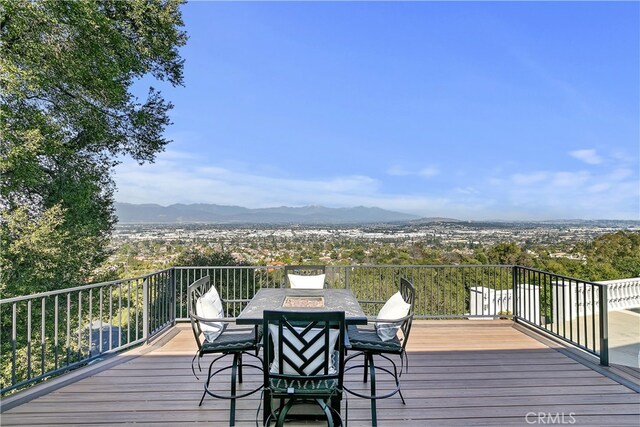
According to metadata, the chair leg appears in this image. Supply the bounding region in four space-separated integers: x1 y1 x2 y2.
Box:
263 389 272 426
391 357 406 405
344 351 406 425
368 352 377 427
197 352 262 425
329 394 343 427
316 398 335 427
229 353 240 426
363 353 369 383
398 351 407 378
191 351 201 380
275 399 295 427
199 357 217 406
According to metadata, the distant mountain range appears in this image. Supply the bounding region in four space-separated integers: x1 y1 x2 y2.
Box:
114 203 422 224
114 203 638 226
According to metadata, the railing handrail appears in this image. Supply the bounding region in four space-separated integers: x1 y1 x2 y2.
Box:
511 266 604 289
6 264 626 312
0 268 174 304
173 264 514 269
2 264 533 305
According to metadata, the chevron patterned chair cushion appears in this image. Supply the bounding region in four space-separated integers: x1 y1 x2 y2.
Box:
268 325 340 375
268 377 339 394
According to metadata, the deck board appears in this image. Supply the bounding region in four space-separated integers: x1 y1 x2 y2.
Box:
2 321 639 426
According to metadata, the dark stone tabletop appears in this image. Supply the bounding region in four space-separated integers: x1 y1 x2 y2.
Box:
236 288 367 325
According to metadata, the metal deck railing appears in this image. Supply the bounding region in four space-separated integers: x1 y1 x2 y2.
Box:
0 268 174 395
1 264 614 395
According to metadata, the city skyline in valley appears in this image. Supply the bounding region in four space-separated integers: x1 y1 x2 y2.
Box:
114 1 639 221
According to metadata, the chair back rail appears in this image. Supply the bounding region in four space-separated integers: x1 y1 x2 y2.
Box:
262 309 346 425
187 275 211 350
399 277 416 349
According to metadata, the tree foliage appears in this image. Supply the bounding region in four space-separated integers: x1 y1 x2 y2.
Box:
580 231 640 280
175 249 249 268
0 0 187 297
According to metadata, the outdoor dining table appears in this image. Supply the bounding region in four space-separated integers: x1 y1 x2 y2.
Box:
236 288 368 326
235 287 367 424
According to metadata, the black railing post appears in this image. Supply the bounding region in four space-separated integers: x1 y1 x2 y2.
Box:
512 265 518 322
142 278 149 343
599 284 609 366
170 268 177 326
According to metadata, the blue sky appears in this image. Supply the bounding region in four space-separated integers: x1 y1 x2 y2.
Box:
114 1 640 221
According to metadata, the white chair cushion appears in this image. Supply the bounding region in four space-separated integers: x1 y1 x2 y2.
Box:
288 273 325 289
268 325 339 375
196 286 225 342
375 291 411 342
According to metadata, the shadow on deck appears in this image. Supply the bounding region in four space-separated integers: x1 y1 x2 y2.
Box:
2 321 639 426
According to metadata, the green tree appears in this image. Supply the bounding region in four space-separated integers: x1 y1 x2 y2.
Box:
474 250 488 265
1 0 187 297
175 249 246 268
486 242 522 265
583 231 640 280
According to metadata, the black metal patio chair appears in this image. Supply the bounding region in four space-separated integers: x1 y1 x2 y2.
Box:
262 310 347 426
188 275 263 426
284 265 327 289
343 277 415 427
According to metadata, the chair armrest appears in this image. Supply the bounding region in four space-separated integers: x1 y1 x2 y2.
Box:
343 332 352 350
368 313 413 324
190 313 236 323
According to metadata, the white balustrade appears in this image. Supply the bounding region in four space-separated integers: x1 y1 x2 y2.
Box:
470 277 640 324
551 281 599 324
470 285 541 325
601 277 640 312
552 277 640 322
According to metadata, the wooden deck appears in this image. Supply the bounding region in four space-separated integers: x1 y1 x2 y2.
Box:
2 321 639 426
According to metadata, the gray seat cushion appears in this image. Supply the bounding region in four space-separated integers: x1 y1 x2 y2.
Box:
347 324 402 353
201 325 259 352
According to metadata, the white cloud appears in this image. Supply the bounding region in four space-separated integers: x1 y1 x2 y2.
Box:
196 166 229 175
511 172 548 185
115 159 388 211
588 183 610 193
551 171 590 187
608 168 633 181
495 167 638 219
419 166 440 178
158 149 198 161
569 149 602 165
113 152 639 220
454 187 479 195
387 165 439 178
386 165 410 176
